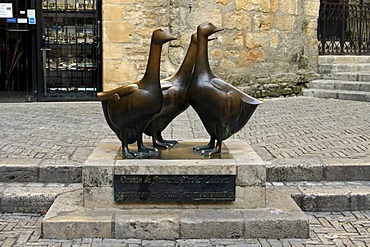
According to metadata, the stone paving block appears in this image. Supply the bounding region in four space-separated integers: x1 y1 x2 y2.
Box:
39 160 82 183
115 210 180 239
267 163 324 182
242 209 309 239
0 183 82 213
82 160 114 187
0 160 40 183
323 163 370 181
180 209 244 239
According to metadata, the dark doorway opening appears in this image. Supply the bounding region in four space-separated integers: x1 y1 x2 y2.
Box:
0 0 36 102
0 29 34 102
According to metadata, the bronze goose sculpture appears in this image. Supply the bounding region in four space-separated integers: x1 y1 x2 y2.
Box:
188 22 262 156
97 29 176 158
144 33 199 149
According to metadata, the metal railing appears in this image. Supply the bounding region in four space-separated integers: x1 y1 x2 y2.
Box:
318 0 370 55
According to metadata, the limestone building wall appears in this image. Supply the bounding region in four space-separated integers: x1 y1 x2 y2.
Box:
102 0 320 97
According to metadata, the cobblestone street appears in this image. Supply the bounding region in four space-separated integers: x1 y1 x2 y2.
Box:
1 211 369 246
1 97 369 167
0 96 369 246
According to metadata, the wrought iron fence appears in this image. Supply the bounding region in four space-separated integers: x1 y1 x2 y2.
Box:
318 0 370 55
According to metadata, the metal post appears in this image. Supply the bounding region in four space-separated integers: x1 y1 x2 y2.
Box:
41 48 51 96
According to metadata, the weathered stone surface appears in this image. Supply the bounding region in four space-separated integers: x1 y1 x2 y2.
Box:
0 183 81 213
102 0 319 97
115 210 180 239
115 159 237 175
181 209 244 239
42 188 309 239
39 160 81 183
294 185 370 211
102 60 138 88
243 209 309 238
83 139 266 209
82 161 113 187
0 159 40 182
43 190 113 239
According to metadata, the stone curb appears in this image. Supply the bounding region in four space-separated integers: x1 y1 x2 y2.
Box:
0 183 82 213
0 159 82 183
267 163 370 182
270 181 370 211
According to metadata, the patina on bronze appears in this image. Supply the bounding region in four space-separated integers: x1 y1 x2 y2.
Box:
144 33 217 149
116 142 233 160
187 22 262 156
97 29 176 158
143 33 198 149
114 174 236 203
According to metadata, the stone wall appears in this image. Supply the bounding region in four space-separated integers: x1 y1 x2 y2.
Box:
102 0 320 97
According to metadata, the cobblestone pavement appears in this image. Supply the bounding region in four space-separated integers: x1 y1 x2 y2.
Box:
0 211 369 246
0 97 369 166
1 96 370 246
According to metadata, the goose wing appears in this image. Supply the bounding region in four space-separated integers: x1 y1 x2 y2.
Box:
97 84 139 101
211 78 261 105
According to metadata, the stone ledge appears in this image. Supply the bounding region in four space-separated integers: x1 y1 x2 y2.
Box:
267 161 370 182
82 139 267 209
0 183 82 213
0 158 82 183
42 188 308 240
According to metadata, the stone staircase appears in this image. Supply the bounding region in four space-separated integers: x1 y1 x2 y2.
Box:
303 55 370 102
1 155 369 215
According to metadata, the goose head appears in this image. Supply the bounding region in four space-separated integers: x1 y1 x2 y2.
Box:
152 28 177 45
197 22 224 37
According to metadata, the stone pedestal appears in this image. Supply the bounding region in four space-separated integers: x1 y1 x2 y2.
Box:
42 139 309 239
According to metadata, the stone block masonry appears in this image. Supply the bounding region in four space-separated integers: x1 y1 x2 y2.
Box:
102 0 320 97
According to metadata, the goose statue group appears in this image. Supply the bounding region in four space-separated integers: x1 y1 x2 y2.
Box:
98 23 262 158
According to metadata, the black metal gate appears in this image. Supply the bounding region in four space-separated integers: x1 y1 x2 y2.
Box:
40 0 102 100
318 0 370 55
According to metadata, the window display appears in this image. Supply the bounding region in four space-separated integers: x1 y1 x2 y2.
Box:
42 0 101 99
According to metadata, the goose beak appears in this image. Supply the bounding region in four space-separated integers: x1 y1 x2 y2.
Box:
168 35 177 41
213 27 224 34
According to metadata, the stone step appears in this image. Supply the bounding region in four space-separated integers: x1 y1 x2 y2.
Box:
1 160 369 183
2 181 368 214
302 88 370 102
267 161 370 182
325 71 370 81
0 182 82 213
319 55 370 64
0 158 81 183
41 188 309 240
271 181 370 211
309 79 370 92
318 63 370 75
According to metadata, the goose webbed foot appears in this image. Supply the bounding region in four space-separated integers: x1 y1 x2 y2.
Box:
201 148 221 156
137 144 158 157
153 139 178 149
193 140 215 152
199 140 222 156
122 147 136 159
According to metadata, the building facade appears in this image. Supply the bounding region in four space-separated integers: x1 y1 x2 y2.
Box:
0 0 102 102
102 0 321 98
0 0 368 101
